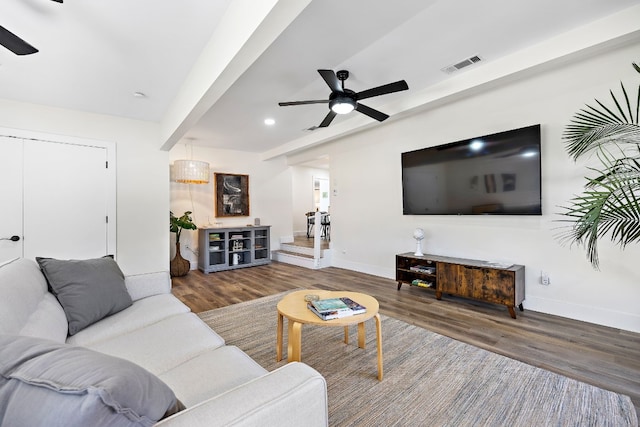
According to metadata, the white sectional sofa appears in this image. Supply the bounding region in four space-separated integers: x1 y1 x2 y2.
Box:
0 257 328 426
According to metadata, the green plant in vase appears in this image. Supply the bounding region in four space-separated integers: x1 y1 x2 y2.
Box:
170 211 197 277
558 61 640 269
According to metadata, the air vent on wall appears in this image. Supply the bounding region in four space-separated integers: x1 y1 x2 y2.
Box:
441 55 482 74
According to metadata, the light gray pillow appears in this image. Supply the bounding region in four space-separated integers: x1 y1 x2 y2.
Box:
36 256 132 335
0 335 183 427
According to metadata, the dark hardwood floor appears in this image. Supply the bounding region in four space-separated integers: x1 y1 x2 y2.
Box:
171 262 640 419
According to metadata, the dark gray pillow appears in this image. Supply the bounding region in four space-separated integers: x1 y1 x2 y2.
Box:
0 335 183 427
36 256 132 335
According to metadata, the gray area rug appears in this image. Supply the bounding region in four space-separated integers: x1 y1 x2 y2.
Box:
198 291 637 427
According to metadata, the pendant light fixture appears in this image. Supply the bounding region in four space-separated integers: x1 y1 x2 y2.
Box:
173 159 210 184
172 141 210 184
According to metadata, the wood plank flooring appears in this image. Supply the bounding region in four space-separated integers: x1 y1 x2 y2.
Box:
171 262 640 419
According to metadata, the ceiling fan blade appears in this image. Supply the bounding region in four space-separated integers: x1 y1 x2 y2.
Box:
0 25 38 55
356 103 389 122
318 69 341 92
51 0 63 3
278 100 328 107
356 80 408 101
318 110 337 128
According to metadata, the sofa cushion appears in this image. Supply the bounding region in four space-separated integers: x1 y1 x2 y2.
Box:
66 293 190 347
124 271 171 301
158 345 268 407
18 293 68 342
87 313 225 376
0 258 60 337
36 256 133 335
0 335 184 427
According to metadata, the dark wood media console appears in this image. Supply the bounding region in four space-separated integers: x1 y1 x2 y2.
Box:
396 252 525 318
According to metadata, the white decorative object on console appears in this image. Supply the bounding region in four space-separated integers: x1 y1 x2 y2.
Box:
413 228 425 256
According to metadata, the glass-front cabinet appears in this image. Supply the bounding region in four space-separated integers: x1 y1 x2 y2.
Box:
198 226 271 273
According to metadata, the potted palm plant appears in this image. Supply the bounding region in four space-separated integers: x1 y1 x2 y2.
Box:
170 211 197 277
559 62 640 269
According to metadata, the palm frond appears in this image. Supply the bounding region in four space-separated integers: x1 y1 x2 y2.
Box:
562 79 640 160
563 123 640 159
557 150 640 269
559 62 640 269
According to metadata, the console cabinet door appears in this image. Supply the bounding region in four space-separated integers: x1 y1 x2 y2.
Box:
437 263 515 305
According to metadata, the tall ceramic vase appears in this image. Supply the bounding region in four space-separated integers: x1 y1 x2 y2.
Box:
170 242 190 277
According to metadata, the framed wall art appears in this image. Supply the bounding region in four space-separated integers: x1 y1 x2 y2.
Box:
214 173 250 217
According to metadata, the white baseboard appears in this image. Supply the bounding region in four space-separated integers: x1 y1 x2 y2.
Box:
524 296 640 333
332 258 394 280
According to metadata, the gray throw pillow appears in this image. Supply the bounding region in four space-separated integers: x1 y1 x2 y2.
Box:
36 256 132 335
0 335 183 427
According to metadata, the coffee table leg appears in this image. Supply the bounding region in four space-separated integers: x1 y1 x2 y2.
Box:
287 320 303 362
357 322 366 349
343 326 349 344
276 313 283 362
374 313 383 381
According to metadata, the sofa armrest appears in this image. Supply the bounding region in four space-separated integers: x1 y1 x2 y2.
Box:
124 271 171 301
156 362 328 427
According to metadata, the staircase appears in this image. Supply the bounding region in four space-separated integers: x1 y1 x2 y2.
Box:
273 212 331 269
272 240 332 269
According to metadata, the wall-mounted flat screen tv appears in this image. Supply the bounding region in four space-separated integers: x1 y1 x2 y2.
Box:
402 124 541 215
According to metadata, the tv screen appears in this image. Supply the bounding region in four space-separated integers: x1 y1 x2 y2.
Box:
402 124 541 215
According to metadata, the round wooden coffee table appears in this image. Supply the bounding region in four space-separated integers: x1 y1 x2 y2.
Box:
276 289 383 380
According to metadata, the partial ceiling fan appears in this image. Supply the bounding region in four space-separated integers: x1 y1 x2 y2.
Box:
278 69 408 128
0 0 63 56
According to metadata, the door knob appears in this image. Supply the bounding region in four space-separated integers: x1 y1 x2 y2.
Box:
1 235 20 242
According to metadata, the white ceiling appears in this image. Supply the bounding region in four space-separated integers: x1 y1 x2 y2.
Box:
1 0 639 158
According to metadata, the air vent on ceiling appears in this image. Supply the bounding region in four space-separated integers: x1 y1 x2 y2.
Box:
441 55 482 74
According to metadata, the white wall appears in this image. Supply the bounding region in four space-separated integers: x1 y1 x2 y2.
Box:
173 40 640 332
169 145 292 269
315 40 640 332
0 100 168 276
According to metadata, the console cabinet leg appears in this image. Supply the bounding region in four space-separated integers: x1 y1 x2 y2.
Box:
508 306 516 319
397 281 402 290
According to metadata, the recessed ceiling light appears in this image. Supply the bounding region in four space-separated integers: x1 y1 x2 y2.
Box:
264 118 275 126
133 91 147 98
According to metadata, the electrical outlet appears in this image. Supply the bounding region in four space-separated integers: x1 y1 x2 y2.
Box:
541 271 550 286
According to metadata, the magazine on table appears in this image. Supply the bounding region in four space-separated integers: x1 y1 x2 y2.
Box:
307 303 354 320
308 297 367 320
338 297 366 315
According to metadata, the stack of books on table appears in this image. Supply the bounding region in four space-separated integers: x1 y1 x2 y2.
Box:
307 297 366 320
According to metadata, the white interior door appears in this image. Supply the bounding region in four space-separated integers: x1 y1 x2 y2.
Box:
0 136 24 263
23 140 110 260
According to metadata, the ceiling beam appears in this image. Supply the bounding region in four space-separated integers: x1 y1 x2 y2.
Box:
159 0 312 151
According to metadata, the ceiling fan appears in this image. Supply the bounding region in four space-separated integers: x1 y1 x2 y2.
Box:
0 0 63 56
278 69 408 128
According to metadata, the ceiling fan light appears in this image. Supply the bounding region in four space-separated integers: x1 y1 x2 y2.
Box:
330 97 356 114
